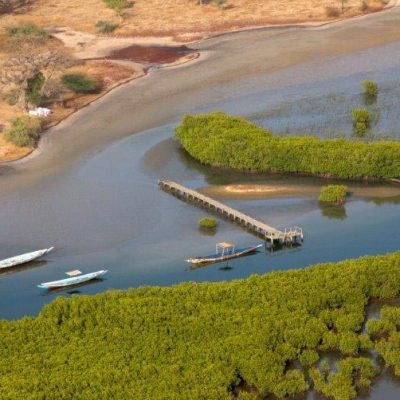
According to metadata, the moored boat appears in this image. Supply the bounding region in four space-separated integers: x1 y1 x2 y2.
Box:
0 247 54 270
186 242 263 265
37 269 108 290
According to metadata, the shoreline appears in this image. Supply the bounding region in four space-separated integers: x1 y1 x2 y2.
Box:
0 6 399 194
3 0 399 168
4 51 203 167
183 0 399 43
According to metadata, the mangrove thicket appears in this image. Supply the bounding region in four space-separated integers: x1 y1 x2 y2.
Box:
175 112 400 180
1 253 400 399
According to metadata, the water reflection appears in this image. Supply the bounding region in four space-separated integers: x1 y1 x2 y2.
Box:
0 260 48 277
365 195 400 206
218 264 233 271
198 226 217 236
319 204 347 220
362 93 378 107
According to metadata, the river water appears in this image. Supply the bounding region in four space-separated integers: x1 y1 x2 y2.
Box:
1 11 400 398
1 122 400 320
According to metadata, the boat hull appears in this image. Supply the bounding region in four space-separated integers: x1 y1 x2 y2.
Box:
187 244 263 265
0 247 54 270
38 270 108 289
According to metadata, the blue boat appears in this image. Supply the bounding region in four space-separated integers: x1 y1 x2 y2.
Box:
38 269 108 289
186 242 263 265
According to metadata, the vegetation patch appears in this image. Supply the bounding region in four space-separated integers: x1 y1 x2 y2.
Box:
367 305 400 375
27 72 45 107
95 20 118 33
361 80 378 106
175 112 400 180
3 115 41 147
362 80 378 97
311 357 377 399
1 253 400 399
319 185 348 205
198 216 218 229
5 23 48 39
103 0 131 13
62 74 99 93
352 108 372 135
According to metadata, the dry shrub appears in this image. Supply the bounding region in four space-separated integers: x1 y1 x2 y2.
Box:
325 6 340 17
360 0 369 11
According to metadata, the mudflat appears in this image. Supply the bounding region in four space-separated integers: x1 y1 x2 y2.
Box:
2 6 400 192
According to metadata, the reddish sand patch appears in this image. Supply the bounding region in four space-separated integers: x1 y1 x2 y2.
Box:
106 45 194 64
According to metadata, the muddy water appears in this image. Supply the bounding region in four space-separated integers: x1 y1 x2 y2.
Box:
106 44 195 64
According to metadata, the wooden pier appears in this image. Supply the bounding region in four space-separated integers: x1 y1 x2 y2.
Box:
158 180 303 245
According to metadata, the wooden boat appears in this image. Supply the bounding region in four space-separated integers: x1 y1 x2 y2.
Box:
186 242 263 265
38 269 108 289
0 247 54 270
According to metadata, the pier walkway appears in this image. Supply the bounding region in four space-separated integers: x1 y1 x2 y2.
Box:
158 180 303 245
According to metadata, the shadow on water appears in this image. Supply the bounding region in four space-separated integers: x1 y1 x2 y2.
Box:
198 226 217 236
146 138 400 208
177 144 400 203
0 260 48 277
362 93 378 107
319 204 347 220
219 264 233 271
365 195 400 206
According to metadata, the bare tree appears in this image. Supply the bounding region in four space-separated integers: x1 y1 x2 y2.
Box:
0 48 73 111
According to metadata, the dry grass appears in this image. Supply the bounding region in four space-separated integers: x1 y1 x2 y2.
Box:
43 60 142 129
0 100 24 131
0 0 387 39
0 57 141 161
0 135 32 162
0 0 388 162
66 60 141 84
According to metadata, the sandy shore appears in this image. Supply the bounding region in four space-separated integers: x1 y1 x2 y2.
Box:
200 183 400 200
1 6 400 194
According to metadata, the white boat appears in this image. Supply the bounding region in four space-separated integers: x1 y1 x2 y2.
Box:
38 270 108 290
0 247 54 270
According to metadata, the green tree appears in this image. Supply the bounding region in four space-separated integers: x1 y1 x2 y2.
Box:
362 80 378 97
27 71 45 106
198 217 218 229
62 74 99 93
352 108 371 135
3 115 42 147
319 185 348 205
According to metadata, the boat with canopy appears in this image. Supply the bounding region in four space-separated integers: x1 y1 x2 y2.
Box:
38 269 108 289
0 247 54 270
186 242 263 265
